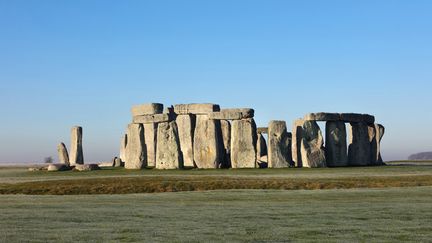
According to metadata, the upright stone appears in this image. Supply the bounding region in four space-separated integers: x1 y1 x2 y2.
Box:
120 134 127 163
370 123 385 165
256 133 268 159
268 121 292 168
193 115 222 169
377 124 385 163
300 121 326 168
348 122 371 166
325 121 348 167
70 126 84 166
156 121 183 169
292 119 305 167
231 119 257 168
57 142 69 165
220 120 231 168
143 123 157 167
125 124 146 169
176 114 195 167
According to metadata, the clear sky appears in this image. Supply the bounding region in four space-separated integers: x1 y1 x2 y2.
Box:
1 0 431 163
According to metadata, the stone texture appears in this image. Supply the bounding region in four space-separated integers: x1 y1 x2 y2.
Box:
300 121 326 168
340 113 375 124
193 115 222 169
57 142 69 165
377 124 385 163
370 123 385 165
268 120 292 168
292 119 305 167
98 161 114 167
120 134 127 163
256 133 268 159
174 103 220 115
114 157 122 167
133 114 171 124
131 103 163 116
125 124 146 169
220 120 231 168
208 109 254 120
74 164 100 171
348 122 372 166
47 164 69 172
325 121 348 167
304 113 340 121
176 115 195 167
230 119 257 168
156 121 183 169
257 127 268 134
143 123 157 167
70 126 84 166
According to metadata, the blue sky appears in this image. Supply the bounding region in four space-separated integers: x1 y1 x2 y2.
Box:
0 0 431 163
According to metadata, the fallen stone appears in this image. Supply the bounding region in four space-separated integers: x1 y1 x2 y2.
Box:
230 119 257 168
300 121 326 168
208 109 254 120
340 113 375 124
292 119 305 167
256 133 268 159
156 121 183 169
57 142 69 165
304 112 340 121
193 115 222 169
143 123 157 167
70 126 84 166
98 161 114 167
176 114 195 167
174 103 220 115
120 134 127 163
268 120 292 168
348 122 372 166
133 114 171 124
257 127 268 134
125 123 147 169
28 167 44 171
220 120 231 168
131 103 163 116
47 163 70 172
74 164 100 171
325 121 348 167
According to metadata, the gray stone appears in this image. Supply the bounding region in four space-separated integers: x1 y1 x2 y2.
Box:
133 114 171 124
125 123 146 169
114 157 122 167
47 163 70 172
304 113 340 121
208 109 254 120
164 105 174 115
377 124 385 163
325 121 348 167
131 103 163 116
256 133 268 159
70 126 84 166
340 113 375 124
348 122 371 166
156 121 183 169
370 123 385 165
220 120 231 168
120 134 127 163
143 123 157 167
57 142 69 165
174 103 220 115
268 120 292 168
230 119 257 168
292 119 305 167
193 115 222 169
176 115 195 167
300 121 326 168
98 161 114 167
74 164 100 171
257 127 268 134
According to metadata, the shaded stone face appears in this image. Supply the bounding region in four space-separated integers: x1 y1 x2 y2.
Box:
377 124 385 163
340 113 375 124
143 123 157 167
220 120 231 168
230 119 257 168
193 115 222 169
325 121 348 167
131 103 164 116
304 113 340 121
268 120 292 168
133 114 171 124
57 142 69 165
125 123 146 169
300 121 326 168
292 119 305 167
156 121 183 169
370 123 385 165
208 109 254 120
256 133 268 159
176 114 196 167
70 126 84 166
174 103 220 115
348 122 371 166
119 134 127 163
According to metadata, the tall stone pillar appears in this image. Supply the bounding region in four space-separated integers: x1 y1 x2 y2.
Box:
176 114 195 167
325 121 348 167
125 124 147 169
268 120 292 168
143 123 157 167
348 122 371 166
292 119 305 167
256 133 268 160
57 142 69 165
220 120 231 168
120 134 127 163
301 121 326 168
156 121 183 169
70 126 84 166
230 119 257 168
193 115 222 169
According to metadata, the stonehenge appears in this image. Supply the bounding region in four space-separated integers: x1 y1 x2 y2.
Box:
230 119 257 168
156 121 183 169
69 126 84 166
57 142 69 165
268 121 292 168
125 123 146 169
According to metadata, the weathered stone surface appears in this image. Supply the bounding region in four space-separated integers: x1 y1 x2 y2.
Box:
176 115 195 167
125 124 146 169
292 119 305 167
57 142 69 165
70 126 84 166
377 124 385 163
230 119 257 168
133 114 171 124
156 121 183 169
304 113 340 121
143 123 157 167
164 105 174 114
256 133 268 159
268 121 292 168
220 120 231 168
98 161 114 167
174 103 220 115
208 109 254 120
74 164 100 171
370 123 385 165
131 103 163 116
47 163 70 172
114 157 122 167
348 122 371 166
257 127 268 134
120 134 127 163
300 121 326 168
193 115 222 169
325 121 348 167
340 113 375 124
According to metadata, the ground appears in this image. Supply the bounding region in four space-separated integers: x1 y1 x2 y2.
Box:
1 162 432 242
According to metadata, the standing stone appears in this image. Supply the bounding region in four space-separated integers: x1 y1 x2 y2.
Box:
176 114 195 167
300 121 326 168
125 124 146 169
156 121 183 169
230 119 257 168
292 119 305 167
268 121 292 168
256 133 268 159
143 123 157 167
220 120 231 168
370 123 385 165
377 124 385 163
70 126 84 166
348 122 371 166
325 121 348 167
57 142 69 165
120 134 127 163
114 157 122 167
193 115 222 169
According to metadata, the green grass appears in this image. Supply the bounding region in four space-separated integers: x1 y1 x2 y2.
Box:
1 187 432 242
